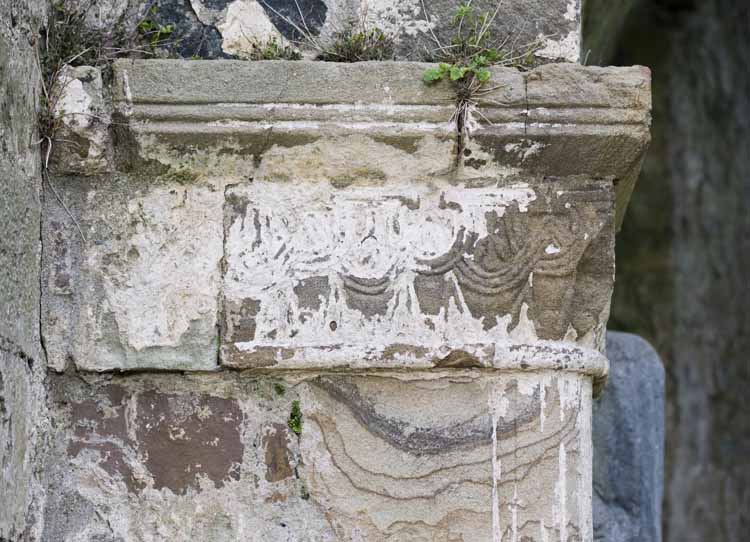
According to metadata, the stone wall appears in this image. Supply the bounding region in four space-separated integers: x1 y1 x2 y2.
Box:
0 0 49 539
0 1 660 540
60 0 585 63
34 58 651 540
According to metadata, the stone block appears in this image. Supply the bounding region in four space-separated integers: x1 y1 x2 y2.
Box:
593 332 664 542
43 60 650 373
43 367 599 541
42 178 224 372
222 176 615 370
112 60 649 228
49 65 112 175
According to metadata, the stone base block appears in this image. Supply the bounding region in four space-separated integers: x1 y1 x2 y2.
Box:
44 366 598 541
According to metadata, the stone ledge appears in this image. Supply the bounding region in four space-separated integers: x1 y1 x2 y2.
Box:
108 60 649 227
223 340 610 394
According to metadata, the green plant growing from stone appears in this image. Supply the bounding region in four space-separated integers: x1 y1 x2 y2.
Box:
274 382 286 396
244 36 302 61
34 1 153 240
35 1 173 172
420 1 542 160
137 6 175 51
259 0 395 62
288 400 303 435
316 20 395 62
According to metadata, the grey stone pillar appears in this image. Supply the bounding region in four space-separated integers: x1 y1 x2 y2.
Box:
594 332 664 542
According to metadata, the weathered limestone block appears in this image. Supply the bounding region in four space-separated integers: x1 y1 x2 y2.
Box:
44 60 650 371
593 332 664 542
50 65 112 175
43 366 601 541
97 60 648 372
222 177 614 370
42 178 224 372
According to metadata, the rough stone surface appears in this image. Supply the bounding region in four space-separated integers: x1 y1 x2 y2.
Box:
41 61 650 372
182 0 581 62
109 60 650 227
41 368 595 541
222 177 615 370
42 177 224 372
0 0 49 540
0 0 45 363
100 0 584 63
50 65 112 175
593 332 664 542
0 352 48 542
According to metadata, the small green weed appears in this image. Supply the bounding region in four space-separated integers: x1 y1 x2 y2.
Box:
246 36 302 61
137 7 175 51
274 382 286 396
318 24 395 62
421 2 542 162
288 400 303 435
35 1 170 170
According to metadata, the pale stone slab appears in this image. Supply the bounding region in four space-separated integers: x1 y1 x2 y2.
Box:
42 179 224 372
42 60 650 372
111 60 650 228
221 176 615 369
43 368 595 541
301 370 594 541
50 65 111 175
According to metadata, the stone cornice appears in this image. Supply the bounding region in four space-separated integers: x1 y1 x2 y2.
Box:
112 60 651 227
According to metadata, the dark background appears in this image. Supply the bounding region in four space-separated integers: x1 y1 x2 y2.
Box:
584 0 749 540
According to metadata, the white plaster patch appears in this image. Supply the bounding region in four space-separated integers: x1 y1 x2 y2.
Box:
363 0 434 38
224 180 539 359
510 485 520 542
557 442 568 542
55 77 92 129
535 31 581 63
120 70 133 116
504 139 547 162
564 0 579 22
488 383 504 542
52 66 110 173
218 0 286 58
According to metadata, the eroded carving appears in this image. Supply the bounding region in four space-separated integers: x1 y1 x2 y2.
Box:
222 177 614 368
